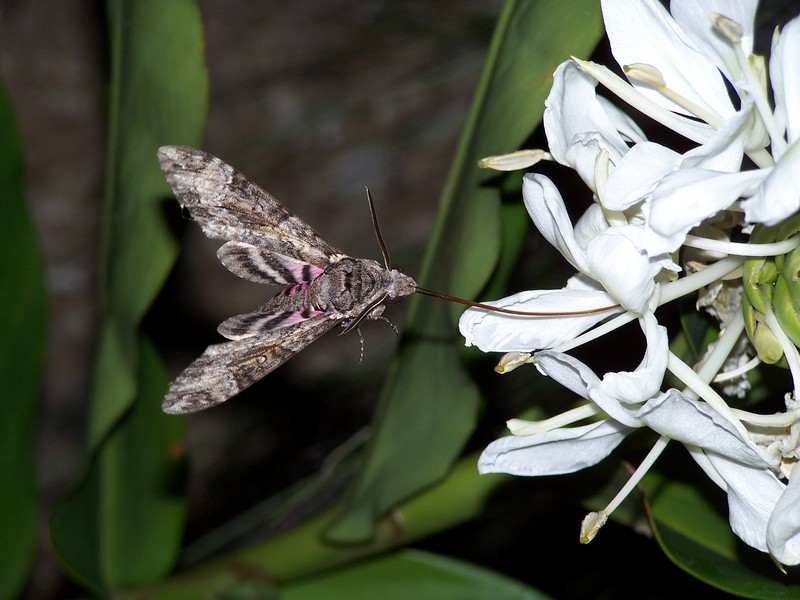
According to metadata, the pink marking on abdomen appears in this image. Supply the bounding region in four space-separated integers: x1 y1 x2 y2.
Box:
286 262 324 283
280 281 310 297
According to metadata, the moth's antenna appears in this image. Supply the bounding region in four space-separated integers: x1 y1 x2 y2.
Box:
365 187 392 269
414 286 621 317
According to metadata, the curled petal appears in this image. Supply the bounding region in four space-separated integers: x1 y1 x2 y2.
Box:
742 142 800 226
585 225 662 313
544 61 636 188
535 351 641 427
590 313 668 406
478 419 633 476
523 173 590 272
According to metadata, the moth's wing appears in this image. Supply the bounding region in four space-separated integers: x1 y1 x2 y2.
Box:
163 315 340 414
158 145 344 267
216 240 325 285
216 299 326 340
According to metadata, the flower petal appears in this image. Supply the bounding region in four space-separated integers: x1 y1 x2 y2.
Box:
678 100 753 172
584 225 662 313
693 449 783 554
644 167 767 255
572 204 610 252
742 141 800 225
602 0 735 119
535 351 641 427
523 173 590 272
771 16 800 146
590 313 668 406
544 61 635 189
603 142 679 211
458 289 616 352
478 420 633 476
767 469 800 565
637 390 772 467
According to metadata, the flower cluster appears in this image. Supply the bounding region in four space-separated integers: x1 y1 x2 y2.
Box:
461 0 800 564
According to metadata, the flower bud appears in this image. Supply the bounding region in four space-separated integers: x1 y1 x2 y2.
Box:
743 297 784 364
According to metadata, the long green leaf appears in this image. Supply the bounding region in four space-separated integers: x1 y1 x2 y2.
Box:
282 549 550 600
49 0 207 591
0 80 47 600
329 0 603 541
644 469 800 597
100 338 186 586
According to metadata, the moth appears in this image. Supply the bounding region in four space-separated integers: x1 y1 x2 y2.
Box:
158 146 621 415
158 145 417 414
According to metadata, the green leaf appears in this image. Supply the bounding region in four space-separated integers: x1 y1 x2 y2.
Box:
282 549 550 600
0 80 47 600
89 0 208 449
644 468 800 597
100 338 187 585
325 341 481 539
49 0 207 591
330 0 603 541
51 339 188 591
211 581 279 600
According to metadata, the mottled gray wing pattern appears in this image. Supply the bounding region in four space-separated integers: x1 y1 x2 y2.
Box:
215 240 326 286
163 315 340 414
158 145 344 268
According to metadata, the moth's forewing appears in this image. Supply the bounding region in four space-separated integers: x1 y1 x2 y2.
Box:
163 315 339 414
158 145 345 268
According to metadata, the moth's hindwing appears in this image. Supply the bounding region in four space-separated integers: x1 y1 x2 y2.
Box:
162 315 339 414
216 240 325 285
217 301 325 340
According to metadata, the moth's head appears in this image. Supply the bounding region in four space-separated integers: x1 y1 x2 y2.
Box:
386 270 417 301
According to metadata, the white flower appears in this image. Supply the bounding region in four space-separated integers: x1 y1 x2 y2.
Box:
459 171 669 353
467 0 800 566
742 16 800 224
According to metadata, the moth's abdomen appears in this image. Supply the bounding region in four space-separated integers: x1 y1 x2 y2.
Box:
314 258 383 313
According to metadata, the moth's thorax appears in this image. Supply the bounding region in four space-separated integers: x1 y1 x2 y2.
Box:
298 257 416 315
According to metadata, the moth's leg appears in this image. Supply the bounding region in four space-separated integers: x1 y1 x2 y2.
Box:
356 326 365 364
375 316 399 335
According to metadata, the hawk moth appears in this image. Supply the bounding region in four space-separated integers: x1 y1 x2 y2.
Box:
158 145 417 414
